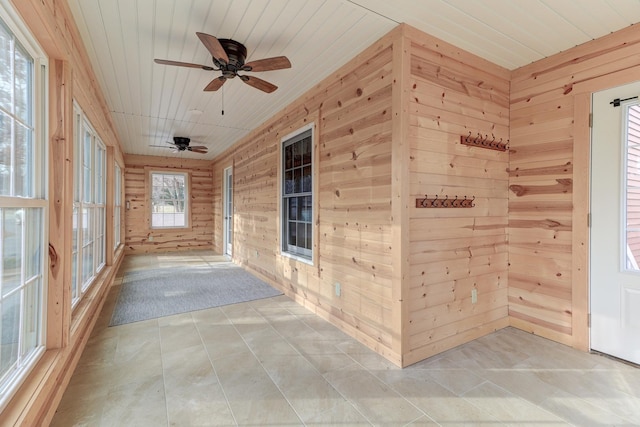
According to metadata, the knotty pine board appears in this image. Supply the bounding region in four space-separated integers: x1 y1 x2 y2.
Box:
124 155 214 253
212 27 400 364
510 23 640 349
406 31 510 363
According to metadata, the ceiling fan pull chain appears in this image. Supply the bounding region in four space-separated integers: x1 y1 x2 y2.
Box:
222 86 224 116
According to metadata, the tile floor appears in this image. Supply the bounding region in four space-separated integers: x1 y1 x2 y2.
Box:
51 251 640 426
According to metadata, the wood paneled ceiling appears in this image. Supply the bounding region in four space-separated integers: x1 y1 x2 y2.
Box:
66 0 640 159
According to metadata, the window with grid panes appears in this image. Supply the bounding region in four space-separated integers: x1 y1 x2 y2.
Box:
0 3 47 408
282 127 313 260
114 163 121 248
150 172 188 228
72 103 106 305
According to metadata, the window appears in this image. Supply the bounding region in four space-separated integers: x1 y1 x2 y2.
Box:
0 5 47 407
282 126 313 260
72 103 106 304
150 172 188 228
114 163 121 249
625 103 640 270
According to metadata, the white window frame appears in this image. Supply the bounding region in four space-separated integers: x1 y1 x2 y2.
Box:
114 163 122 249
0 0 48 410
72 102 106 306
149 171 189 229
280 123 314 263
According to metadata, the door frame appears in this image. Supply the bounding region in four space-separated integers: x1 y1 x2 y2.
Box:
573 66 640 351
589 82 640 364
223 166 233 257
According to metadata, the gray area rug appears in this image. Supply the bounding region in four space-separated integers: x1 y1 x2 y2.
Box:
110 263 282 326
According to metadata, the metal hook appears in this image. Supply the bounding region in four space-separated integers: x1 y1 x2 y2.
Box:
489 134 497 148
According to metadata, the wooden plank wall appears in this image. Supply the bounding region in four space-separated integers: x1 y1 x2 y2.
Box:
124 154 214 253
212 27 402 364
510 23 640 348
403 26 511 365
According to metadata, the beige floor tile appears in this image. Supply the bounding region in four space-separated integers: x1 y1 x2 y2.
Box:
292 339 358 375
462 382 568 425
161 343 213 387
51 403 102 427
261 354 346 421
226 389 302 426
376 368 501 426
325 369 424 425
304 400 371 426
165 387 235 427
404 416 440 426
480 368 567 405
110 356 164 387
51 252 640 427
540 389 631 426
191 306 232 326
424 369 486 396
163 347 234 426
239 326 299 358
100 374 167 427
52 378 110 427
159 314 204 352
335 340 399 371
198 323 252 360
215 353 301 425
534 368 640 421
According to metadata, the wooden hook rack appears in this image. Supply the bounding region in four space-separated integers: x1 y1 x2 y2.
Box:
460 132 508 152
415 195 475 208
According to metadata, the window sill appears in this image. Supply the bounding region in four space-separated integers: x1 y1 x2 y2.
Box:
281 251 314 266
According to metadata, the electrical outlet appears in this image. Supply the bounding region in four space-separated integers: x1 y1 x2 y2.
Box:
148 235 153 242
335 282 341 297
471 288 478 304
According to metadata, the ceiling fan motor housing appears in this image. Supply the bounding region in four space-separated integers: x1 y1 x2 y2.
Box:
217 39 247 78
173 136 191 150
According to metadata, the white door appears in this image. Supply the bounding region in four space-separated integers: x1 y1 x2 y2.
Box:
223 167 233 256
591 81 640 365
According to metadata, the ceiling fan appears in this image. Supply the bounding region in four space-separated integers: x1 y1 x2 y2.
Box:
150 136 208 154
154 32 291 93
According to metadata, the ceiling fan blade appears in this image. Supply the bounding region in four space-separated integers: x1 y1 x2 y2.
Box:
204 76 226 91
243 56 291 72
239 75 277 93
189 147 208 154
196 32 229 65
149 144 174 149
154 59 214 71
189 145 208 150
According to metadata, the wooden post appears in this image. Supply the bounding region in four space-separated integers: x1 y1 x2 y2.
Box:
47 59 72 349
391 26 411 366
105 146 115 266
